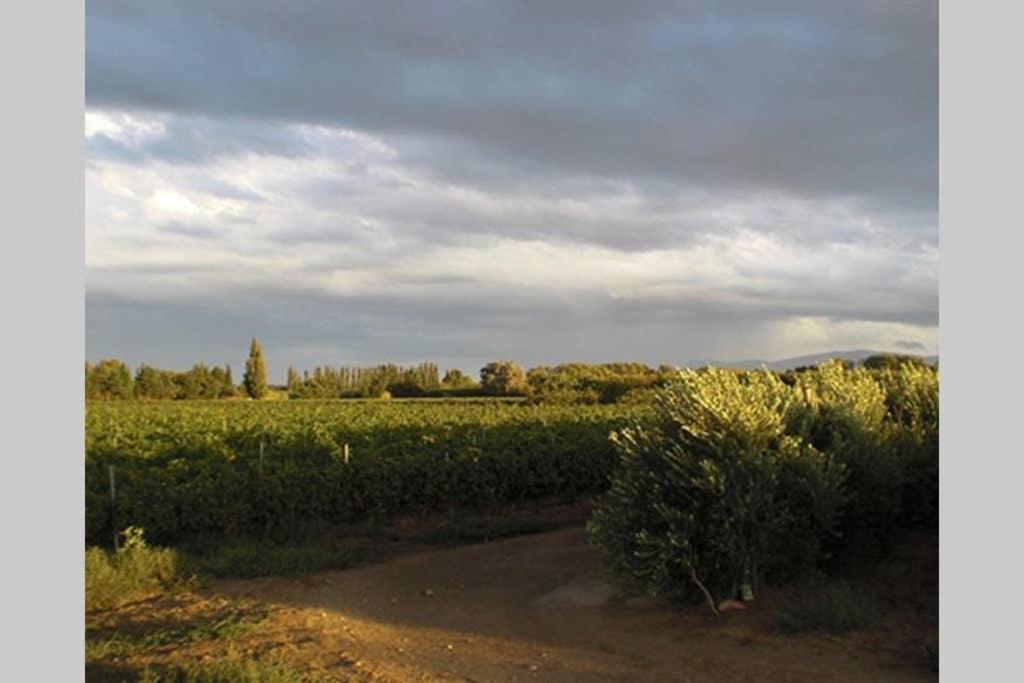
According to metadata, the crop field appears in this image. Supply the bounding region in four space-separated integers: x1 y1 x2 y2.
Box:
84 361 939 681
86 399 650 546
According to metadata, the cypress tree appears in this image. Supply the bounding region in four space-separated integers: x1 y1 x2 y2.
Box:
243 338 269 399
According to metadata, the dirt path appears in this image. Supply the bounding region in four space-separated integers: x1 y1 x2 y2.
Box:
201 527 934 682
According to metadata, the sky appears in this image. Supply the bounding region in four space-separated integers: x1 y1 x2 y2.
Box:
85 1 938 381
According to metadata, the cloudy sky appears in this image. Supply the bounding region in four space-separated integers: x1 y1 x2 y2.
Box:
85 1 937 380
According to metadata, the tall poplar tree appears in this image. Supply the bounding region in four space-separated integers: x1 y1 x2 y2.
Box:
243 338 268 399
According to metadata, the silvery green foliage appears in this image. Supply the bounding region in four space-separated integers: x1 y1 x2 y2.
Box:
588 368 847 605
590 360 939 606
794 360 904 556
874 363 939 526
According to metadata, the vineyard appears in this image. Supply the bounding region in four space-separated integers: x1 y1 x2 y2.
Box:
85 400 649 546
84 361 939 681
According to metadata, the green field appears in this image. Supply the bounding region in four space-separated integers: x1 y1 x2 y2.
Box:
85 363 939 681
86 400 649 546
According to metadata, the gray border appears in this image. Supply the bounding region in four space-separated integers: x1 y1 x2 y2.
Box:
8 1 1018 679
940 1 1024 679
2 1 84 679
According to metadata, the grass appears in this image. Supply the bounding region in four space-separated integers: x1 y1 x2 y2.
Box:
89 655 327 683
87 609 268 660
87 537 362 607
193 542 365 579
86 544 198 611
773 580 878 635
86 584 284 682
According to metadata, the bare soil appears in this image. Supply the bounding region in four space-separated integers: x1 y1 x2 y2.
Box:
87 526 937 682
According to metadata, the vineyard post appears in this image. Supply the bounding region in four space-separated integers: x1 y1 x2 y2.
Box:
109 465 118 551
343 443 350 464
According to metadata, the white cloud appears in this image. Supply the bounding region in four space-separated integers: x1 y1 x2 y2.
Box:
765 317 938 357
85 106 938 365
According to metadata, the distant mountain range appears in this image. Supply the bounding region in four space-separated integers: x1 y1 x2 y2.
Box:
680 349 939 371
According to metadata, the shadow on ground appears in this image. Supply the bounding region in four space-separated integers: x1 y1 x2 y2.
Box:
184 526 939 682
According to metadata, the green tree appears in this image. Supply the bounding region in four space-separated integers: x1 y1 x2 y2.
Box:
243 338 268 399
588 368 847 607
286 366 301 395
134 364 177 399
480 361 528 395
86 359 135 400
223 364 235 397
441 368 476 389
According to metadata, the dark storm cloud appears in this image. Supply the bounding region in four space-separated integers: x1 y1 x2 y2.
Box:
87 1 937 214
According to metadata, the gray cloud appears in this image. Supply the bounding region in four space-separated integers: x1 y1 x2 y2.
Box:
157 222 219 240
86 115 315 165
86 278 935 383
87 1 936 211
84 1 938 369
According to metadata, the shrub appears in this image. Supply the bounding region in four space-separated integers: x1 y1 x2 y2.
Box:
195 542 364 579
588 368 846 607
616 387 659 405
86 528 197 610
525 363 661 404
773 580 878 634
874 363 939 528
794 360 905 558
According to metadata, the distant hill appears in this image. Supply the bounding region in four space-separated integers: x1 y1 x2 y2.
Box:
680 349 938 371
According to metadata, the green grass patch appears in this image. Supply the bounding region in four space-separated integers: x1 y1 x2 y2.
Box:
86 544 198 611
773 580 878 635
193 542 365 579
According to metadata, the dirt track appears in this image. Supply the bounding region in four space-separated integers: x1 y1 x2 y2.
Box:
199 527 934 682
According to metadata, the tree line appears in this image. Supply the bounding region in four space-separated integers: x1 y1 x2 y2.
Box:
85 339 933 403
85 339 266 401
86 360 238 401
286 362 445 398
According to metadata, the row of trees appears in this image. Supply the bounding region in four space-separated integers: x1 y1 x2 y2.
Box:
85 339 269 401
286 363 445 398
86 360 239 401
87 342 934 403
